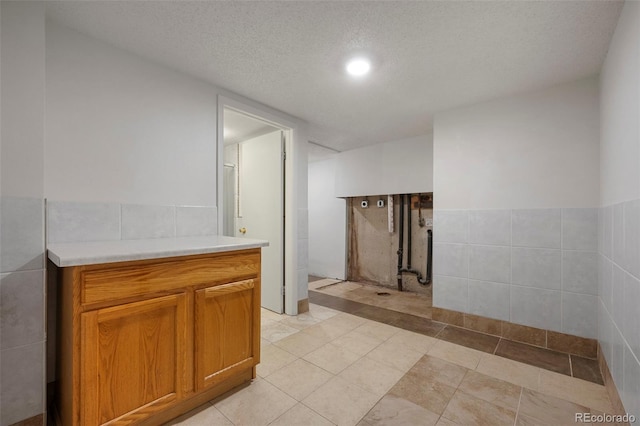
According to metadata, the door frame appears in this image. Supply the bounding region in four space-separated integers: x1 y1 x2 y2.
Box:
217 95 299 315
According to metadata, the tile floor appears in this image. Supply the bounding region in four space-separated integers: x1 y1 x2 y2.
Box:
166 300 616 425
309 280 603 385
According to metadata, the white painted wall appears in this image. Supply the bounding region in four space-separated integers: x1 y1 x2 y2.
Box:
598 1 640 420
46 22 309 311
335 134 433 198
1 2 45 198
600 2 640 206
45 23 218 206
308 157 346 280
434 77 600 210
0 3 47 424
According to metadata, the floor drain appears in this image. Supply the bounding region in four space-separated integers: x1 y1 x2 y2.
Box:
376 292 391 296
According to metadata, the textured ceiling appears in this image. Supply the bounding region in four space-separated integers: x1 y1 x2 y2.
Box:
46 1 623 152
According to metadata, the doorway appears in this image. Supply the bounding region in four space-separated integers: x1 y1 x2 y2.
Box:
221 106 287 314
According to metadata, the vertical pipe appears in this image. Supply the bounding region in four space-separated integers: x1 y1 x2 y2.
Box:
426 229 433 281
397 194 404 292
407 194 412 269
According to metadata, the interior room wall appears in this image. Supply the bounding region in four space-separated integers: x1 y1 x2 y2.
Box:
308 134 433 281
44 22 308 315
432 77 600 340
598 1 640 419
434 77 599 210
334 134 433 198
0 2 46 425
45 22 218 207
308 157 346 280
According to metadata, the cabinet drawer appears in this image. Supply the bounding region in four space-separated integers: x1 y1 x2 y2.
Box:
78 249 260 306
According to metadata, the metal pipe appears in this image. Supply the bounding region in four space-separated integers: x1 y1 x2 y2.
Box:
426 229 433 283
407 194 412 269
396 194 404 292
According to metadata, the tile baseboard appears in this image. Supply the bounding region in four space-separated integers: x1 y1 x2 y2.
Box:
297 298 309 314
432 307 597 358
598 343 628 420
10 413 44 426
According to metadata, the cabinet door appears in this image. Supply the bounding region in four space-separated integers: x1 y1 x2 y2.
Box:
195 279 259 390
81 293 187 425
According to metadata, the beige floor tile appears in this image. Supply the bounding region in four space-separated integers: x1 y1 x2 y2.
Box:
280 312 323 330
476 353 540 390
517 388 589 425
410 355 469 388
331 329 384 356
270 403 335 426
163 403 231 425
214 379 297 426
456 370 522 411
261 317 279 328
366 340 423 373
428 340 485 369
538 369 614 413
262 308 286 322
323 313 368 330
353 321 399 341
273 329 330 358
435 417 459 426
441 390 516 426
261 321 300 343
339 356 405 397
303 376 380 426
256 344 298 378
389 370 457 415
359 394 440 426
304 343 361 374
308 303 340 320
307 303 340 320
261 337 271 347
386 329 438 354
265 359 333 400
304 321 354 341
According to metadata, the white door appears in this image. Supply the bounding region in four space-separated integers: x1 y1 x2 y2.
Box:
236 130 284 313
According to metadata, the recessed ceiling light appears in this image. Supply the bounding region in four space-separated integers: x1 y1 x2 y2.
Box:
346 58 371 77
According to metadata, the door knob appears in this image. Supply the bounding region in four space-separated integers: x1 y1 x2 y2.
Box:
239 227 247 234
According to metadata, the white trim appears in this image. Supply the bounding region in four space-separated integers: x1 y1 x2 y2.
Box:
217 95 299 315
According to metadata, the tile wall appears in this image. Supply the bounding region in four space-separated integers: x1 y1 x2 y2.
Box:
433 208 598 340
598 200 640 419
0 197 46 425
46 200 218 244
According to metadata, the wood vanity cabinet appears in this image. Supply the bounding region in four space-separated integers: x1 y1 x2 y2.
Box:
55 249 261 426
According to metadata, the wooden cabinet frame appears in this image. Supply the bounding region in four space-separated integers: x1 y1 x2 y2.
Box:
55 249 261 426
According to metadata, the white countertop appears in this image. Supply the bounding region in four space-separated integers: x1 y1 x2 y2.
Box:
47 235 269 267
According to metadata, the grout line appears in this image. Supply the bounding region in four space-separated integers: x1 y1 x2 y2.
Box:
513 387 524 426
569 354 573 377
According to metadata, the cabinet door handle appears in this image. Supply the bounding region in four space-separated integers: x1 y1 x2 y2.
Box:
239 227 247 234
